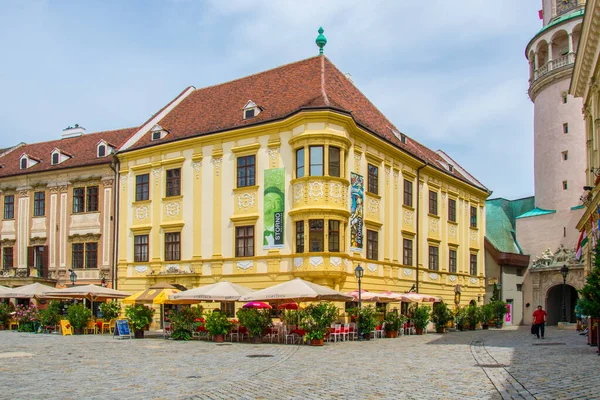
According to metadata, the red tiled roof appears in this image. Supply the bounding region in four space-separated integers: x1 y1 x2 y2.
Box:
127 56 487 191
0 127 137 179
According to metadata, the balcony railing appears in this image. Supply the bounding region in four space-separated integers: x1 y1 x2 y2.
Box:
532 53 576 83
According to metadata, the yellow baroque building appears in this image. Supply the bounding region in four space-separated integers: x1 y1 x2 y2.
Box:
116 54 490 309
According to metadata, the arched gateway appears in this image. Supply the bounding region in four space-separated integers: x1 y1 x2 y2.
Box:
545 284 578 325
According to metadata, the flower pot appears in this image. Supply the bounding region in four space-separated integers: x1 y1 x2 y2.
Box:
482 324 489 330
214 334 225 343
362 334 371 341
468 325 475 331
457 324 464 331
134 329 145 339
495 322 502 329
385 330 398 338
415 328 424 335
310 338 324 346
436 327 445 334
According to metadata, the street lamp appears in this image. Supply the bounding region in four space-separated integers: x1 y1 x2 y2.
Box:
68 269 77 287
354 264 364 341
561 264 569 322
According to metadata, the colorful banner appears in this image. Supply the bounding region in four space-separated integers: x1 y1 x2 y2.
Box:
505 303 512 324
263 168 285 249
350 172 364 252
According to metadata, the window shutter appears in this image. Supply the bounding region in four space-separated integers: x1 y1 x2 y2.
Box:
27 246 34 268
42 246 49 278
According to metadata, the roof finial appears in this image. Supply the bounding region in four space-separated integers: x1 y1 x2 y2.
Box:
316 26 327 55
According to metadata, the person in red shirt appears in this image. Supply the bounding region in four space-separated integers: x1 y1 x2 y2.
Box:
532 305 548 339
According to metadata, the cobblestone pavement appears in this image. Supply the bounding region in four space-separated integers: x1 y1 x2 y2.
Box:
0 326 598 400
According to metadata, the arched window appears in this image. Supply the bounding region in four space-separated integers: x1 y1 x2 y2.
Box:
20 158 27 169
98 145 106 157
52 153 59 165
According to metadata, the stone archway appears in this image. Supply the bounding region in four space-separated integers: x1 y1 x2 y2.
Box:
545 284 578 325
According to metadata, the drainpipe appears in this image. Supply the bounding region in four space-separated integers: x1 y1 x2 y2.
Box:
415 163 427 293
109 156 120 289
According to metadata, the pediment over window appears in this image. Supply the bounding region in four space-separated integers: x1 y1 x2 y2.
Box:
242 100 262 120
96 140 115 158
20 153 40 169
151 124 169 141
50 148 72 165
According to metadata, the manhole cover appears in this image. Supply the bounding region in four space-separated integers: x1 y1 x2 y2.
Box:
216 343 232 346
476 364 508 368
532 342 566 346
246 354 273 358
185 375 201 379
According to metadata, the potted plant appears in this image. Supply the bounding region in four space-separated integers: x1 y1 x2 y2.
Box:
167 306 203 341
0 302 11 330
205 310 232 342
431 303 453 333
347 305 378 340
454 306 467 331
99 301 121 321
466 304 481 330
300 302 338 345
67 303 91 334
237 308 273 343
480 303 495 330
411 305 431 335
38 301 61 331
491 300 508 328
383 313 404 338
125 304 155 338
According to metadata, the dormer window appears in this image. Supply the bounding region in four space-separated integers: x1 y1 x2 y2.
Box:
20 158 27 170
50 148 71 165
98 145 106 157
400 134 407 144
19 154 39 169
391 128 407 144
242 100 261 120
151 124 168 141
448 164 454 173
52 153 59 165
96 140 113 158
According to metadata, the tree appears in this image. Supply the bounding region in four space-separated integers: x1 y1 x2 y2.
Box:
578 242 600 318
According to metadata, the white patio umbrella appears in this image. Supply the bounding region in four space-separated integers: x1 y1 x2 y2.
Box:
169 281 255 303
239 278 353 303
346 289 397 302
400 293 442 303
42 284 131 301
0 282 56 298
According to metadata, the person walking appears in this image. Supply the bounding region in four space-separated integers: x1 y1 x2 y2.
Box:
532 305 548 339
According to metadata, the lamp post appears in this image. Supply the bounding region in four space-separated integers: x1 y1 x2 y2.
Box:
354 264 364 341
560 264 569 323
68 269 77 287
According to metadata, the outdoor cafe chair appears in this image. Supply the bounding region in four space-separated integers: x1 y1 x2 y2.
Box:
375 322 385 339
230 325 241 342
85 321 98 335
328 324 342 342
102 319 115 334
341 323 351 341
264 327 279 343
163 323 172 339
348 323 357 340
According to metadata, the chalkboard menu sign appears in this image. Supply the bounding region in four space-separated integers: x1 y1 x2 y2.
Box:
114 319 131 339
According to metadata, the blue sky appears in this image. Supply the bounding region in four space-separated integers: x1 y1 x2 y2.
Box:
0 0 543 199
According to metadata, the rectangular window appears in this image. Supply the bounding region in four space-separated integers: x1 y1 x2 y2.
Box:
309 146 324 176
295 221 304 253
73 188 85 213
562 180 568 190
3 195 14 219
136 174 150 201
368 164 379 194
470 254 477 276
517 268 523 277
563 123 568 134
428 246 439 271
85 243 98 269
165 232 181 261
403 238 413 266
86 186 99 212
166 168 182 196
2 247 13 269
516 284 523 292
562 95 568 104
448 198 456 222
470 206 477 228
403 180 413 207
429 191 438 215
449 249 457 273
134 235 149 262
367 230 378 260
562 151 568 161
328 220 340 252
235 226 254 257
309 219 324 252
328 147 340 177
33 246 45 269
72 243 84 269
296 148 305 178
33 192 45 217
236 156 255 188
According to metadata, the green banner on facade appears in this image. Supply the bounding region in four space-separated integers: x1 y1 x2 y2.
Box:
263 168 285 249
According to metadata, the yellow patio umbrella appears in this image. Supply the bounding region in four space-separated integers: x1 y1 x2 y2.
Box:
122 282 181 305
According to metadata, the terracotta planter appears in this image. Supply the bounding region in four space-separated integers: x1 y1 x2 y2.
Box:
363 334 371 341
385 330 398 338
134 329 144 339
214 334 225 343
415 328 424 335
310 338 324 346
436 327 445 334
73 327 84 335
482 324 489 330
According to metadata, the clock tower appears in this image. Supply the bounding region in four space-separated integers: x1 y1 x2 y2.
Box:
518 0 586 324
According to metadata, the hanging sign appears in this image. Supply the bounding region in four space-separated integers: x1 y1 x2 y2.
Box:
350 173 364 252
263 168 285 249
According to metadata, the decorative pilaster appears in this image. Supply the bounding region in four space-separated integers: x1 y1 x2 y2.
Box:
212 149 223 257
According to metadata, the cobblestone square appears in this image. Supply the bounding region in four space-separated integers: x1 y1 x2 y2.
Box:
0 326 598 399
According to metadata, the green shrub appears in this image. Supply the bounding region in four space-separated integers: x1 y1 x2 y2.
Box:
411 305 431 330
204 310 231 336
237 308 272 338
348 305 378 337
67 303 91 330
99 301 121 321
384 313 405 331
431 302 453 330
466 304 482 327
124 304 155 331
0 303 12 326
299 302 338 341
480 303 495 325
168 306 203 341
39 301 61 327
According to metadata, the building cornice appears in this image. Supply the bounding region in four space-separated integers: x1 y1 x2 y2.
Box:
529 66 574 101
572 0 600 99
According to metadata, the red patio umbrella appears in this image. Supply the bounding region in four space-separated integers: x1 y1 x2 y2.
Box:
243 301 272 309
278 302 300 310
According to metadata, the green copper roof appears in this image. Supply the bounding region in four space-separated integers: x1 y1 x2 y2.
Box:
526 8 585 54
571 205 584 210
316 27 327 55
515 207 557 219
486 197 535 254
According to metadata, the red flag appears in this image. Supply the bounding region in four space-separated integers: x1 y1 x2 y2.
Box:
538 9 543 19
